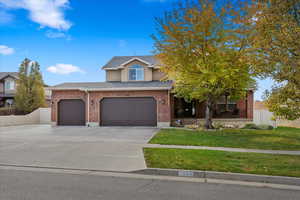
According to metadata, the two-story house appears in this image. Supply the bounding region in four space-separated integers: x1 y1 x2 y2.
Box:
50 56 253 127
0 72 19 107
0 72 52 108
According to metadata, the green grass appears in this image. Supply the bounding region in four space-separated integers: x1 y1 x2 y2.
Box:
144 148 300 177
149 127 300 150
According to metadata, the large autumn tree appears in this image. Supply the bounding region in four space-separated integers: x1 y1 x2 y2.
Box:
15 58 46 113
248 0 300 120
153 0 256 128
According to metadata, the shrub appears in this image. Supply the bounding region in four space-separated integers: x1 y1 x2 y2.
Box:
0 107 27 116
257 124 274 130
196 127 205 131
242 123 259 129
223 124 239 129
184 124 199 129
213 122 224 129
243 123 274 130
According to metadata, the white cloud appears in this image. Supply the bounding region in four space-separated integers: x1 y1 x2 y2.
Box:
46 31 65 38
45 30 71 40
0 0 72 30
0 45 14 55
47 64 85 75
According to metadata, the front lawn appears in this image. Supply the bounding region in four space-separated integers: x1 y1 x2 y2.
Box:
149 127 300 150
144 148 300 177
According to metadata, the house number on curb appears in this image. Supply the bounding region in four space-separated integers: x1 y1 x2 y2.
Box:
178 171 194 177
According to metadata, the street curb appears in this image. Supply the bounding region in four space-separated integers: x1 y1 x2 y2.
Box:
132 168 300 186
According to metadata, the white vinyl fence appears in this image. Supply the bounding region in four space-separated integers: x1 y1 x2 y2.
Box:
0 108 51 127
254 109 300 128
253 109 276 127
39 108 51 124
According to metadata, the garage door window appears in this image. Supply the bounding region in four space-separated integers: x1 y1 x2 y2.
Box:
129 65 144 81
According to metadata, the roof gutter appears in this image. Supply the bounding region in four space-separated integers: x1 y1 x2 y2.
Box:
103 64 156 70
49 87 172 91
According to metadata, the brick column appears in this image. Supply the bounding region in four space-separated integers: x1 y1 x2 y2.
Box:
247 90 254 119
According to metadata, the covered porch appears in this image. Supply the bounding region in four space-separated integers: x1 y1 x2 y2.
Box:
0 94 15 107
170 91 254 126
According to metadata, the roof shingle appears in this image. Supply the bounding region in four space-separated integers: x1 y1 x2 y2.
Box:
0 72 18 80
51 81 172 91
102 55 159 69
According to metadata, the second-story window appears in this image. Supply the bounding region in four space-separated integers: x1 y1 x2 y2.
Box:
129 65 144 81
5 80 15 90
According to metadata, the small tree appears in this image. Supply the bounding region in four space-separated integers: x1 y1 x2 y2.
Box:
153 0 256 128
248 0 300 119
15 58 46 113
264 85 300 120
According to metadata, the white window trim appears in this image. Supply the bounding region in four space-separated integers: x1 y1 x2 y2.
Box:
5 80 15 90
120 58 151 67
128 65 144 81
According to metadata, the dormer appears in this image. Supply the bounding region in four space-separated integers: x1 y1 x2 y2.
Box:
102 56 165 82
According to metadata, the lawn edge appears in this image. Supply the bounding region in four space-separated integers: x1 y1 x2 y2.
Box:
149 128 300 151
144 144 300 155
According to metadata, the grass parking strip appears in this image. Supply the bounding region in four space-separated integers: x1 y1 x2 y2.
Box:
144 148 300 178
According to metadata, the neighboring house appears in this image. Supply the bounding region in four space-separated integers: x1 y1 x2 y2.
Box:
50 55 254 127
0 72 19 107
0 72 51 108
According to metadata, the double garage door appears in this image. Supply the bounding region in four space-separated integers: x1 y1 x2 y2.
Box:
58 97 157 126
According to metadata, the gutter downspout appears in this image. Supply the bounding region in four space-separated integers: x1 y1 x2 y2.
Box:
85 89 90 127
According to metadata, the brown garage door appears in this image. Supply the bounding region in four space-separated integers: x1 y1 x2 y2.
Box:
58 99 85 126
100 97 157 126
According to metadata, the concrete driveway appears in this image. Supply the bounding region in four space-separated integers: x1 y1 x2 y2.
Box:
0 125 158 172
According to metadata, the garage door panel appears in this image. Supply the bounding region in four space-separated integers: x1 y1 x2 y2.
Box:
100 97 157 126
101 119 155 126
58 99 85 126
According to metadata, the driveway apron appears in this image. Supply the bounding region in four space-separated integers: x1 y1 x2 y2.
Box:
0 125 158 172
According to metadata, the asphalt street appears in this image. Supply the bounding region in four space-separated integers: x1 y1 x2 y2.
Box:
1 167 300 200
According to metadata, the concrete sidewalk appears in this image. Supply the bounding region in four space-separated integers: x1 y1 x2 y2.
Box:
144 144 300 155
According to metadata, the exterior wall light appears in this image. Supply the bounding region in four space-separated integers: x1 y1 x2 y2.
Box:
160 99 166 105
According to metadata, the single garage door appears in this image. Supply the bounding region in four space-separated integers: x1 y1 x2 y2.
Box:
100 97 157 126
58 99 85 126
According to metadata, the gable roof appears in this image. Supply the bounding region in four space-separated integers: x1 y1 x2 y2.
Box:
0 72 19 80
102 55 159 70
50 81 173 91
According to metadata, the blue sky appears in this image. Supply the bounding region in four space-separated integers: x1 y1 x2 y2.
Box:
0 0 272 100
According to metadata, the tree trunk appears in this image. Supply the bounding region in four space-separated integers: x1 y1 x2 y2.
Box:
205 99 214 129
225 94 228 112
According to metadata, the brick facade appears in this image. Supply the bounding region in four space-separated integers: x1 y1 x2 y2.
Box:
51 90 87 123
51 89 253 126
235 90 254 119
51 89 171 125
247 90 254 119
